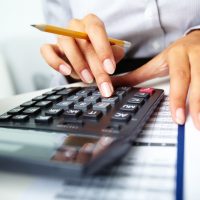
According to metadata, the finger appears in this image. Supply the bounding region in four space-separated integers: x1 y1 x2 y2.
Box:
111 45 125 63
79 41 113 97
111 52 168 86
83 14 116 74
168 47 190 125
58 36 94 84
189 49 200 130
40 44 72 76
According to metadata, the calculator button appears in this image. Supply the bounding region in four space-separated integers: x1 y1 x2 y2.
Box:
46 95 62 102
112 112 131 122
76 90 92 97
45 108 63 116
63 109 82 118
67 95 83 102
83 110 103 120
114 91 126 99
0 114 12 122
127 97 144 105
92 91 101 97
23 107 41 115
120 104 138 113
74 102 92 111
8 107 24 115
93 102 111 112
134 92 150 99
52 87 66 92
12 115 29 122
116 86 132 92
84 86 98 91
42 91 57 96
35 116 53 123
20 101 36 108
32 95 47 101
55 101 74 109
57 88 79 96
35 101 52 108
84 96 100 104
101 96 119 105
139 88 155 95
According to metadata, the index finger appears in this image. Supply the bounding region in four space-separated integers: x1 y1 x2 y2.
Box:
83 14 116 74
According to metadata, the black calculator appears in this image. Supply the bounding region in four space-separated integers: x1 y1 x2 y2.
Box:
0 86 164 177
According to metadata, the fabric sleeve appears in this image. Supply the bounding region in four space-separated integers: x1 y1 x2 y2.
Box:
184 25 200 35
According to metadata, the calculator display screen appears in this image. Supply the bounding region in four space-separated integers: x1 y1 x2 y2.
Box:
0 129 114 165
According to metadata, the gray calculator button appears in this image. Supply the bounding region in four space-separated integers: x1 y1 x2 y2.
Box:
12 115 29 122
8 107 24 115
45 108 63 116
23 107 41 115
63 109 82 118
0 114 12 122
56 101 73 109
120 104 138 113
93 102 111 112
74 102 92 111
83 110 102 120
35 101 52 108
127 97 144 105
112 112 131 122
101 96 119 105
84 96 100 104
76 90 92 97
35 116 53 123
67 95 83 102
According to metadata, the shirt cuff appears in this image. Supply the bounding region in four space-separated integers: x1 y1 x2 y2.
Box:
184 25 200 35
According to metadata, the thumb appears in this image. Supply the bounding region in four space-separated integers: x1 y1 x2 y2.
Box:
111 52 169 86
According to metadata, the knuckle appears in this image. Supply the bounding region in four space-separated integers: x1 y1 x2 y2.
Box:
68 18 81 27
48 59 58 68
84 13 104 27
168 44 187 56
79 40 92 51
95 72 110 83
86 21 104 32
174 69 190 81
84 13 98 21
170 93 185 106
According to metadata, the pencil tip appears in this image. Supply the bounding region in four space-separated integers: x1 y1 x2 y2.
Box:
31 24 36 27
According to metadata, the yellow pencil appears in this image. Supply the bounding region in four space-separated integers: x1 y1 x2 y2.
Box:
31 24 131 48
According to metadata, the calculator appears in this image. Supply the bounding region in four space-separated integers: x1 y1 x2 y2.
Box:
0 86 164 177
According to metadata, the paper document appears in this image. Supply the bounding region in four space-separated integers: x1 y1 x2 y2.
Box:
184 115 200 200
20 96 178 200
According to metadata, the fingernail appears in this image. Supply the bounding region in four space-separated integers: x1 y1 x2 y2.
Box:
81 69 93 83
176 108 185 125
103 59 115 74
100 82 113 97
59 64 71 75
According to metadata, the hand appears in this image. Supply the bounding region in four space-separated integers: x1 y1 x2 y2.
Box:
112 30 200 130
41 14 124 97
